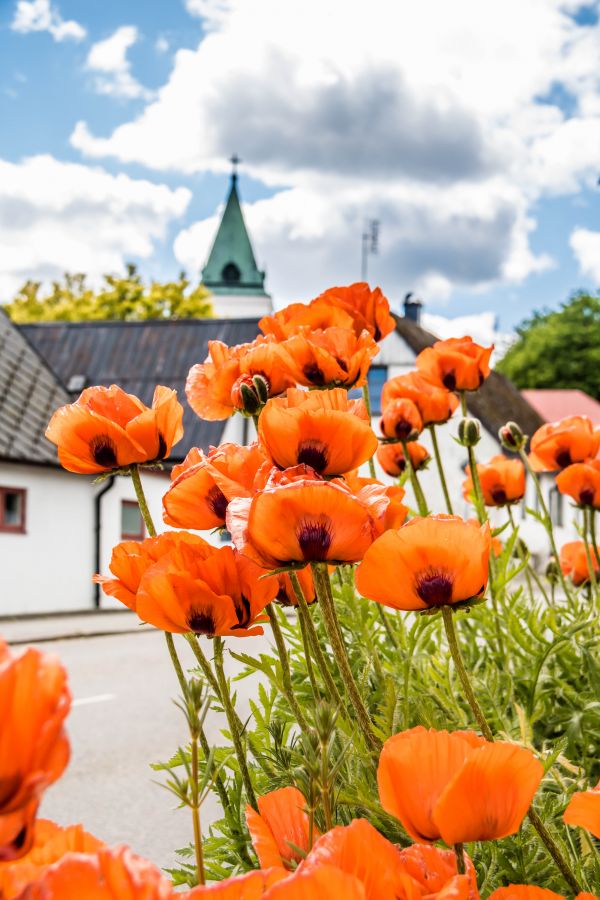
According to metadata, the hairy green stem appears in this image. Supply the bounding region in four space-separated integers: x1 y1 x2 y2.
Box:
441 605 582 893
130 464 156 536
454 843 466 875
376 604 400 652
362 383 377 479
591 511 600 573
289 571 344 710
267 604 309 729
311 563 380 752
401 439 428 516
213 637 257 810
297 600 320 703
583 508 599 598
190 735 205 885
429 424 454 514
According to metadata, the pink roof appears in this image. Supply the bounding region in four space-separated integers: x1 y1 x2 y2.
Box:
522 389 600 426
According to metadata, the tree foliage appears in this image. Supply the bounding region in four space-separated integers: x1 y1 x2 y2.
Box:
497 291 600 399
4 264 213 323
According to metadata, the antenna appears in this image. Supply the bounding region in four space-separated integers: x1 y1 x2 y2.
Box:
361 219 380 281
229 153 242 181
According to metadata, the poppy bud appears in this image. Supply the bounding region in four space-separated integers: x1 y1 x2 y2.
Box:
499 421 525 451
252 373 270 404
546 557 560 583
231 374 265 416
458 417 481 447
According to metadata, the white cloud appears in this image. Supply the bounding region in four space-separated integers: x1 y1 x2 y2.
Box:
570 227 600 282
0 155 190 302
11 0 86 42
86 26 152 100
68 0 600 303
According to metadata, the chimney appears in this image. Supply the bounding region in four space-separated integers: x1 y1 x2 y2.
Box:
403 292 423 324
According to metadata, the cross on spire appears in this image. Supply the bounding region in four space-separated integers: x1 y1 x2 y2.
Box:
230 153 242 182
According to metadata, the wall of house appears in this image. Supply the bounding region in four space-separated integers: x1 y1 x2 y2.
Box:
0 463 96 615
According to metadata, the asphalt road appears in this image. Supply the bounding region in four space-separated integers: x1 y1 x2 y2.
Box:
25 627 265 873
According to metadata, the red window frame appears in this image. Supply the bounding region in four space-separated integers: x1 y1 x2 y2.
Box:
0 487 27 534
121 500 145 540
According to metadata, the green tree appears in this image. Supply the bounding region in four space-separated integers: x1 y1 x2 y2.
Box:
497 291 600 399
4 264 213 323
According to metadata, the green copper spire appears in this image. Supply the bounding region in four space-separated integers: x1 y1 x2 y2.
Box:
202 159 266 296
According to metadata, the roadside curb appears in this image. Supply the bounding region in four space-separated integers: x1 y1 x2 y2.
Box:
8 626 154 646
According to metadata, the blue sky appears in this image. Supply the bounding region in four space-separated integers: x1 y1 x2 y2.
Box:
1 0 599 337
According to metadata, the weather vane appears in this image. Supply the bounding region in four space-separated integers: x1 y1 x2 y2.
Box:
230 153 242 181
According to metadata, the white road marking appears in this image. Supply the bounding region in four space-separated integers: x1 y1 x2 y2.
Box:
72 693 116 707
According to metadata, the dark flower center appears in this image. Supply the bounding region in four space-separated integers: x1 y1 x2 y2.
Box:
157 432 167 459
297 441 329 473
90 435 118 468
556 448 572 468
297 518 333 561
303 364 326 386
580 488 595 507
188 609 216 636
442 371 456 391
394 420 413 440
491 487 507 505
416 571 454 607
207 485 228 521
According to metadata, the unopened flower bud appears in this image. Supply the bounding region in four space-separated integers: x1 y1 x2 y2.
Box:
546 557 560 584
499 421 525 451
231 374 264 415
458 417 481 447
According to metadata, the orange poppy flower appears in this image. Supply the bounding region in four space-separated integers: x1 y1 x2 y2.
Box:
259 298 356 340
378 726 543 844
15 844 173 899
563 780 600 838
528 416 600 472
258 388 377 476
556 460 600 509
559 541 600 587
186 337 296 421
314 283 396 342
466 519 502 558
94 531 211 611
355 516 491 611
488 889 566 900
246 787 318 870
263 866 366 900
186 868 287 898
163 443 267 530
463 456 525 507
342 471 409 531
274 568 316 607
377 442 430 477
380 399 423 442
136 544 278 636
381 372 459 426
227 465 384 568
0 820 103 899
46 385 183 474
0 644 71 860
416 337 493 392
284 328 379 390
398 844 479 900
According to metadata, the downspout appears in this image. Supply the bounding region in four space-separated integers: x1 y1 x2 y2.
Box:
93 475 116 609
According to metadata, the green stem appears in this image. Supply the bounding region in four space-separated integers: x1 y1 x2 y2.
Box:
454 843 465 875
190 735 205 885
376 604 400 652
583 508 599 598
401 439 428 516
460 392 468 416
130 464 156 536
362 383 377 479
591 511 600 573
297 600 320 703
429 424 454 514
518 448 574 604
441 605 582 894
266 604 309 729
185 634 222 698
507 507 551 606
289 571 344 710
311 563 380 753
165 632 187 695
213 637 257 810
466 444 487 525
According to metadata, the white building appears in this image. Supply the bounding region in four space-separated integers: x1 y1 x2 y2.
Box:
0 173 574 616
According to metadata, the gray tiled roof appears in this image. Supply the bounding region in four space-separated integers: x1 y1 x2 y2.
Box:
21 318 262 462
0 311 70 464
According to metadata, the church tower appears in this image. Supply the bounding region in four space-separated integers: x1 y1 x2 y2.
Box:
202 156 273 318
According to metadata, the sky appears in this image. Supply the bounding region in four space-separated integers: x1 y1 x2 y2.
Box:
1 0 599 338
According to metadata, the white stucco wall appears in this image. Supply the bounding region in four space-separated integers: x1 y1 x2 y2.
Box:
0 463 96 615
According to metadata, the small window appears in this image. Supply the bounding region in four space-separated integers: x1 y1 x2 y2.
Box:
222 262 241 284
549 488 563 528
349 366 388 415
121 500 145 540
0 487 26 534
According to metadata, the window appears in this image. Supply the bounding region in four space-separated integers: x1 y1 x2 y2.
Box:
121 501 145 540
349 365 388 415
549 488 563 528
222 262 241 284
0 487 26 534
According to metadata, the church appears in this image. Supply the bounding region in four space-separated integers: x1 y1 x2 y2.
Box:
0 168 569 616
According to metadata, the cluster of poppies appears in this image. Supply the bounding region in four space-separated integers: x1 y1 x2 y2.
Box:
2 281 597 896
